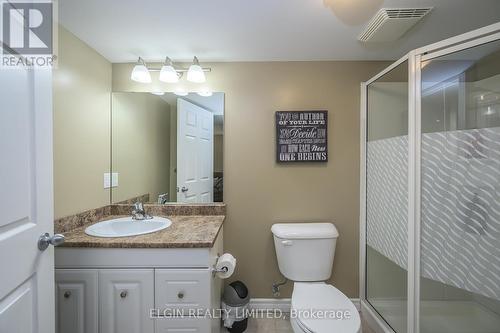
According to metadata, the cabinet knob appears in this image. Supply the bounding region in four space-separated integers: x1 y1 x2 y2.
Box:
120 291 128 298
64 291 71 298
177 291 185 299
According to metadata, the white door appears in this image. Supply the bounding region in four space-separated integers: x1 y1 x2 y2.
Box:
177 99 213 203
99 269 154 333
0 67 54 331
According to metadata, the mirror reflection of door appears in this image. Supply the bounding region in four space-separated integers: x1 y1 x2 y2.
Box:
111 92 224 204
177 99 214 203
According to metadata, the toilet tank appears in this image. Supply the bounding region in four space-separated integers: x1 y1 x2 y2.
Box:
271 223 339 281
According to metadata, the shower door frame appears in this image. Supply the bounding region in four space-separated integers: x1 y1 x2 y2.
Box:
360 22 500 333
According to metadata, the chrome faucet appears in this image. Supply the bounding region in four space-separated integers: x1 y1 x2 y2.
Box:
131 202 152 220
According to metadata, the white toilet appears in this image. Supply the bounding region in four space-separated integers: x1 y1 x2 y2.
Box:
271 223 361 333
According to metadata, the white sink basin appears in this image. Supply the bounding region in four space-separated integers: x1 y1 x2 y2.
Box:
85 216 172 238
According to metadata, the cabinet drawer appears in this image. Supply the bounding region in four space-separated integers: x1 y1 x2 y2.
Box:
155 269 211 312
155 317 211 333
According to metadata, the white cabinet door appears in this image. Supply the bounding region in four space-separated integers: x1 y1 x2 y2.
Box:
156 317 211 333
55 269 98 333
155 269 211 313
99 269 154 333
177 99 214 203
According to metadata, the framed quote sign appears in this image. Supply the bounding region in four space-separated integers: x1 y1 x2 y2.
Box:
276 110 328 163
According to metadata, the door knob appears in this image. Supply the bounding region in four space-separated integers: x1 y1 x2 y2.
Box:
38 233 65 251
181 186 189 193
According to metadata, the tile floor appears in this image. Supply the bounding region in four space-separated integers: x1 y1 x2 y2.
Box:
221 312 376 332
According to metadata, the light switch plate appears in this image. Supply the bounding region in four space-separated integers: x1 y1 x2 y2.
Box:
103 173 111 189
111 173 119 187
104 172 119 188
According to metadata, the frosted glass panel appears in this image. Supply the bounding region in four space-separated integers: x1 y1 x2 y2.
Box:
366 61 408 333
420 40 500 333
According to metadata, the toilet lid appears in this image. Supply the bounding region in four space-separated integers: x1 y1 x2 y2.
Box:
291 283 360 333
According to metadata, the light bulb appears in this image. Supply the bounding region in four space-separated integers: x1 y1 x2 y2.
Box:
130 57 151 83
159 57 179 83
187 56 206 83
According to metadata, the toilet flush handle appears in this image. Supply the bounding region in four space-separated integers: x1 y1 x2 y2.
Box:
281 240 293 246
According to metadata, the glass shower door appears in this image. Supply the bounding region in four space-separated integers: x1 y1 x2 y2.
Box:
420 39 500 333
366 61 409 333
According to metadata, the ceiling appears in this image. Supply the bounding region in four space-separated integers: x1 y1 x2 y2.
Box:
59 0 500 62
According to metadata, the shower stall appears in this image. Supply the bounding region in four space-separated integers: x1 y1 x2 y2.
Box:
360 23 500 333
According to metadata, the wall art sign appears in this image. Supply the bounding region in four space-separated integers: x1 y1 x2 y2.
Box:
276 110 328 163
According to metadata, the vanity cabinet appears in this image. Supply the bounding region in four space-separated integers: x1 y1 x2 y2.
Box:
55 231 223 333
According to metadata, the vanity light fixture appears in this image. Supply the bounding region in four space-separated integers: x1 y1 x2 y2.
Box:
150 91 165 96
187 56 206 83
131 57 152 83
130 56 211 84
159 57 179 83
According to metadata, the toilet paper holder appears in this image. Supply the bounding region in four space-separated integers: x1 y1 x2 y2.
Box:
211 265 228 277
212 253 230 277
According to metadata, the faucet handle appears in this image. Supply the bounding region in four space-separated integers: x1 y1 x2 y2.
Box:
133 201 144 211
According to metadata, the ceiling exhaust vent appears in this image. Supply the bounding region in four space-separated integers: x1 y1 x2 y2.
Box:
358 8 432 42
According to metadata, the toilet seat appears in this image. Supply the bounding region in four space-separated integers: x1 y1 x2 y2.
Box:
291 282 361 333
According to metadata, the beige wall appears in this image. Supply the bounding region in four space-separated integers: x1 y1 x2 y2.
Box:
111 93 171 203
53 26 112 218
214 134 223 173
112 61 388 298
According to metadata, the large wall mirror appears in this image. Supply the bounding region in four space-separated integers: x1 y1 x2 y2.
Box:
111 92 224 204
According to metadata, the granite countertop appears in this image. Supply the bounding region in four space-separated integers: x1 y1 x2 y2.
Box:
60 214 225 248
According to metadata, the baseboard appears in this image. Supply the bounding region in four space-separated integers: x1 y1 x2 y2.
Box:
249 298 361 313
